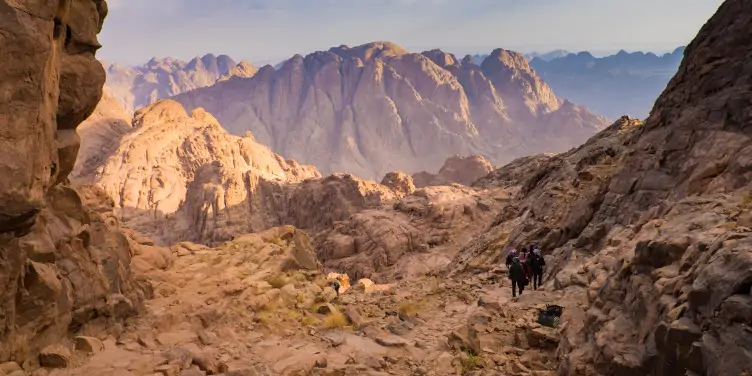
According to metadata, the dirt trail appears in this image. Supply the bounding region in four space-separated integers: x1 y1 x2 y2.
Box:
32 228 565 376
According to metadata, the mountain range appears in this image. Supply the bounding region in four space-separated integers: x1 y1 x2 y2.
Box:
3 0 752 374
171 42 608 180
529 47 686 119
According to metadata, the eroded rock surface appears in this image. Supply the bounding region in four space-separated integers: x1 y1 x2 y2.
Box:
412 155 495 188
0 0 156 366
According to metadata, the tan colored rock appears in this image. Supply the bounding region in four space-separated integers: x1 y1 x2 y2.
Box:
447 324 481 355
380 172 416 196
73 336 104 353
0 362 22 374
39 344 71 368
0 0 152 363
174 42 608 180
411 155 494 188
93 99 320 244
71 89 132 182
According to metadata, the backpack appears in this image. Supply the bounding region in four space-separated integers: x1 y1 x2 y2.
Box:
537 304 564 328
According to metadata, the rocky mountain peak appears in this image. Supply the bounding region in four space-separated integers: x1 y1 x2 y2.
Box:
329 41 409 61
174 41 608 180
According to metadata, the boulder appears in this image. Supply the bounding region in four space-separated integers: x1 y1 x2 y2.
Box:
39 344 71 368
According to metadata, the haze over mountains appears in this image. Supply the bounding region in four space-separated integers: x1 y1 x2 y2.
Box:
3 0 751 375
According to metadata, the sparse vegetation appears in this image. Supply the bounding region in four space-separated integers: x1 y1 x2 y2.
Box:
398 301 421 317
459 351 482 374
267 274 289 289
301 314 319 326
321 311 349 329
255 311 276 326
742 193 752 209
268 236 286 247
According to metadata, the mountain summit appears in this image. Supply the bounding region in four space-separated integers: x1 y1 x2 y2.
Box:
173 42 608 179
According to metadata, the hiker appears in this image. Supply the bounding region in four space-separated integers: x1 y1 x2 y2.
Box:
509 256 525 297
331 279 341 298
530 247 546 290
505 248 517 268
518 246 531 287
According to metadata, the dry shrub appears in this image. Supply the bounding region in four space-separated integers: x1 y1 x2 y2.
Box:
321 311 349 329
267 274 288 289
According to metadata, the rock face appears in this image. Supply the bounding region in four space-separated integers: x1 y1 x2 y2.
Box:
447 1 752 374
103 54 255 114
93 99 321 244
173 42 609 180
0 0 152 363
411 155 495 188
71 89 132 181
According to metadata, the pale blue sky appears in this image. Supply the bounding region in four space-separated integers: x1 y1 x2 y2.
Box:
101 0 724 66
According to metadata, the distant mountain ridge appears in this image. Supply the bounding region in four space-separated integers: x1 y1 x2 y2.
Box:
103 54 257 115
466 47 685 119
528 47 686 119
171 41 609 180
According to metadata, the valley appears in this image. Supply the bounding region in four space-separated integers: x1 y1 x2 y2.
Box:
0 1 750 376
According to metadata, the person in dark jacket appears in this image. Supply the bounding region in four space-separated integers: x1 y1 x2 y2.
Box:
530 248 546 290
505 248 517 268
509 257 525 297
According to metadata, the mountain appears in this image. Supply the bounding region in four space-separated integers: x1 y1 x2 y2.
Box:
529 47 685 119
172 42 609 180
103 54 256 114
524 49 571 61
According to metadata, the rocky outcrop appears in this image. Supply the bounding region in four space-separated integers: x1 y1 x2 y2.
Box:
316 184 506 282
0 0 152 364
412 155 495 188
103 54 254 114
173 42 609 180
93 99 321 244
446 1 752 374
71 89 132 181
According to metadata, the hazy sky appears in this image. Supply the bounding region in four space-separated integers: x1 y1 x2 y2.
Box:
100 0 724 66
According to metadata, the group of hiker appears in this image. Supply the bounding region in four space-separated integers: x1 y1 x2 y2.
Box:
505 244 546 297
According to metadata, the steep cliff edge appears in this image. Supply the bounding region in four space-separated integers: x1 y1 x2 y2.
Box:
0 0 155 365
447 1 752 374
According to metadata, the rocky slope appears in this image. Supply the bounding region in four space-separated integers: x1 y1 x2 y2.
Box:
93 99 322 244
529 47 685 120
173 42 609 180
411 155 495 188
0 0 159 366
103 54 255 114
71 90 132 181
444 1 752 374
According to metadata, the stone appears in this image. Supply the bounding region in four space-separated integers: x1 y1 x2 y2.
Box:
374 334 409 347
39 344 71 368
179 366 205 376
0 362 22 374
73 336 104 353
154 365 181 376
526 327 560 350
446 324 481 355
